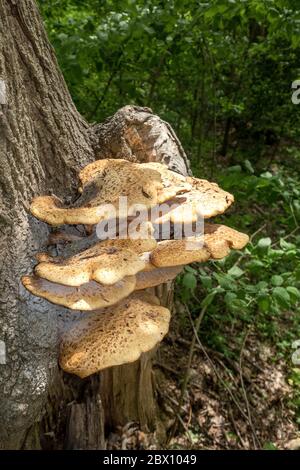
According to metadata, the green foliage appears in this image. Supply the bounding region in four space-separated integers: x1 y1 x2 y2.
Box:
38 0 300 168
176 161 300 367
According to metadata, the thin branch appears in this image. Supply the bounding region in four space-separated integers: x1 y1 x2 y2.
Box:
271 226 300 247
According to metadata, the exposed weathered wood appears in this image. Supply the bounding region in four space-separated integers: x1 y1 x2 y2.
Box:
101 352 157 432
90 105 191 176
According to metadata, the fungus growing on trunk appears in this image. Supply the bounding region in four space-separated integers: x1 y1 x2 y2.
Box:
30 160 193 226
22 275 136 310
35 243 146 286
22 157 249 378
150 224 249 267
59 294 171 378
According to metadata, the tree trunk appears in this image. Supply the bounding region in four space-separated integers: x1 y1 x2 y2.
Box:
0 0 189 450
0 0 95 450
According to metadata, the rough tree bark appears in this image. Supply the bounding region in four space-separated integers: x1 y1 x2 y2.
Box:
0 0 189 449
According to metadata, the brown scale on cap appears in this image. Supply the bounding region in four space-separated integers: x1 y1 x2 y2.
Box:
150 224 249 267
21 275 136 311
59 294 171 377
34 236 157 287
77 159 163 209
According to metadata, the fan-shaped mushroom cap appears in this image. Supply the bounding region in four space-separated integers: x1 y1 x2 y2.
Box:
150 224 249 267
30 195 109 226
135 266 184 290
35 236 157 287
78 158 128 189
79 159 192 205
35 242 148 287
22 275 136 311
59 295 171 377
31 160 191 226
154 177 234 224
77 159 164 209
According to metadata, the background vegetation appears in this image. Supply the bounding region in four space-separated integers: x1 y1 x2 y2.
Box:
38 0 300 449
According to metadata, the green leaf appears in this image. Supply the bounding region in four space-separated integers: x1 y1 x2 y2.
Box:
182 273 197 290
272 287 291 308
246 259 265 273
257 293 270 312
260 172 273 179
204 4 228 19
257 237 272 253
225 292 237 305
286 286 300 303
185 266 197 274
244 159 254 174
228 266 244 278
228 165 242 173
271 275 284 286
201 291 217 308
200 275 212 289
279 239 296 250
263 442 278 450
256 281 269 291
214 273 236 290
228 298 248 313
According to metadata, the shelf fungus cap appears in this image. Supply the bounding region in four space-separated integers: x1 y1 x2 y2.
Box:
154 177 234 224
30 162 162 225
34 238 152 287
135 266 184 290
78 158 192 209
22 275 136 311
150 224 249 267
30 195 113 226
30 160 193 226
59 295 171 377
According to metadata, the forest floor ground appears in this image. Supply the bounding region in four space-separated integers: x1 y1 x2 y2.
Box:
106 313 300 450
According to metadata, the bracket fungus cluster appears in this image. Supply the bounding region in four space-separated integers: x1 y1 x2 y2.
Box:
22 158 249 378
